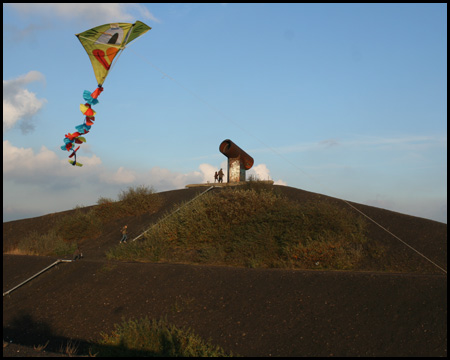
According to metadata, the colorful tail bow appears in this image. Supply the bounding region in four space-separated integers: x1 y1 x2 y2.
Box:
61 86 103 164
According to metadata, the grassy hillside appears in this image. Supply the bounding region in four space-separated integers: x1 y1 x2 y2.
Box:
3 182 446 273
107 182 372 270
4 185 163 256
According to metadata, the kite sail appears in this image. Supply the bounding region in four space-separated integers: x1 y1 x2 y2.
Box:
76 21 151 87
61 21 151 166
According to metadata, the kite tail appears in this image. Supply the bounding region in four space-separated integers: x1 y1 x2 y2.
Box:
61 86 103 159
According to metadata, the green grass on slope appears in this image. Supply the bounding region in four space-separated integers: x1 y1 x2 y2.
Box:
8 186 163 256
108 184 371 270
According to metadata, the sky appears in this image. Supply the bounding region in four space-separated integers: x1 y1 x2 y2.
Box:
3 3 447 224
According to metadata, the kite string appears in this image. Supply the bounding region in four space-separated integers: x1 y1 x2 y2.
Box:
128 48 447 275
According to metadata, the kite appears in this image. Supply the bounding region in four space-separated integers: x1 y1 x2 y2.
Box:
61 21 151 166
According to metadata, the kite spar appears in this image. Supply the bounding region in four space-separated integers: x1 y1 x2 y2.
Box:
61 21 151 166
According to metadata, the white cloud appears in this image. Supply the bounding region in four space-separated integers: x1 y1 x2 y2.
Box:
6 3 160 24
78 154 102 167
249 164 271 181
248 163 287 185
4 70 45 87
274 179 288 186
3 140 61 177
3 139 207 189
4 142 444 223
99 166 137 184
198 163 217 183
138 167 203 190
3 140 288 221
3 71 47 133
3 140 103 186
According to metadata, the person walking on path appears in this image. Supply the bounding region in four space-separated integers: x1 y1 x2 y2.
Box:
218 168 224 183
214 171 218 183
120 225 128 244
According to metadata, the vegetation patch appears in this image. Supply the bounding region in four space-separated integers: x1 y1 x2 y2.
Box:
13 230 76 257
93 316 232 357
108 183 370 270
55 207 103 243
95 185 163 220
7 185 163 256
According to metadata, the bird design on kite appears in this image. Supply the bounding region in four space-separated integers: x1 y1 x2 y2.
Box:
61 21 151 167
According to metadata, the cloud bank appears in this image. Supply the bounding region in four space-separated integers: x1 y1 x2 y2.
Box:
248 164 287 185
3 140 285 221
6 3 160 25
3 71 47 133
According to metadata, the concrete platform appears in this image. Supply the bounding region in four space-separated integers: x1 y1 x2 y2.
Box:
185 180 274 188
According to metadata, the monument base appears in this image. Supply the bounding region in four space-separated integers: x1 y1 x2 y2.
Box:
185 180 274 189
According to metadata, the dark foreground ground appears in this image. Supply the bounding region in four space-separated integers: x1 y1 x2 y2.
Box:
3 186 447 357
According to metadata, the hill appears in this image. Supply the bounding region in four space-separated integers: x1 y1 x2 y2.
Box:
3 185 447 356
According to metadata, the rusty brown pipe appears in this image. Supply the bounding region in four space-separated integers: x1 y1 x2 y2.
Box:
219 139 254 170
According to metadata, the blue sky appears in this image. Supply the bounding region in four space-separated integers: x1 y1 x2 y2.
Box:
3 3 447 223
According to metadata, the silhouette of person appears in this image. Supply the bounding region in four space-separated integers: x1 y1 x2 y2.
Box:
218 168 224 183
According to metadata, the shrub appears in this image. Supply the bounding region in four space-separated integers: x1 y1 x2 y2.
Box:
93 198 124 222
9 185 163 257
55 208 102 242
94 317 232 357
15 230 76 256
117 185 162 215
95 185 163 220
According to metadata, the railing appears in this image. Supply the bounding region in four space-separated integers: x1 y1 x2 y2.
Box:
3 259 73 297
131 185 215 242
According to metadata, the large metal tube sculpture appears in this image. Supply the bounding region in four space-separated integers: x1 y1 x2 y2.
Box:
219 139 254 182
